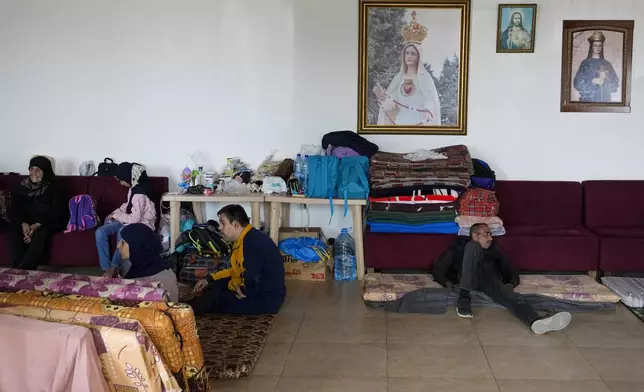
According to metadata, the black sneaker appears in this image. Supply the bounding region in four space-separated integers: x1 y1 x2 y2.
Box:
531 312 572 335
456 298 473 318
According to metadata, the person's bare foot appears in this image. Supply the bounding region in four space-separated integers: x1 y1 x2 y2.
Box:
102 268 117 278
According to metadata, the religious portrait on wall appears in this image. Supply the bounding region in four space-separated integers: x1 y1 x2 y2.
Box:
358 0 471 135
561 20 634 113
496 4 537 53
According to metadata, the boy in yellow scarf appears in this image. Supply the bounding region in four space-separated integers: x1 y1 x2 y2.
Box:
191 205 286 315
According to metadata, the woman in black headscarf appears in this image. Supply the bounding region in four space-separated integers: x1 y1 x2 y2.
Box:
117 223 178 302
6 156 64 269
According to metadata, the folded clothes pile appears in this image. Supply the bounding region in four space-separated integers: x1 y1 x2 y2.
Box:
456 215 506 237
367 145 474 234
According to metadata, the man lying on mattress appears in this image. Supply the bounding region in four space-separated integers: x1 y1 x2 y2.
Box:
190 204 286 315
433 223 572 334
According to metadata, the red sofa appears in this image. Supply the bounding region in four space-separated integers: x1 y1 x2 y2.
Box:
584 180 644 273
0 175 168 267
364 181 599 272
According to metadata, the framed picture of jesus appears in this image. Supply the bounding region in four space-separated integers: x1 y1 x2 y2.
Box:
358 0 471 135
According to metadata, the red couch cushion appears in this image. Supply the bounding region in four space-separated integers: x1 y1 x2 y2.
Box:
584 181 644 229
593 227 644 238
495 235 598 272
364 231 456 270
598 237 644 272
505 225 594 237
495 181 582 226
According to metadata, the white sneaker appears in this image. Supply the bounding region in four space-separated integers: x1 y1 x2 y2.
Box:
531 312 572 335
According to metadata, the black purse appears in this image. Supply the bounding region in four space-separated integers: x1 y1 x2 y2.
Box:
96 158 118 177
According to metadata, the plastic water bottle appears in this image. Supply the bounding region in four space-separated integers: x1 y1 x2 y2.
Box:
334 228 357 281
294 154 303 185
302 155 309 194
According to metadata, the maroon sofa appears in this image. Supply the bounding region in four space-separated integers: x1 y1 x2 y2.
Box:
365 180 599 273
584 180 644 273
0 175 168 267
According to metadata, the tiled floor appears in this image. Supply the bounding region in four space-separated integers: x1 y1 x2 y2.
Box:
212 280 644 392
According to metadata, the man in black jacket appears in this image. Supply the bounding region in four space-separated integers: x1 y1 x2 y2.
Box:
434 223 572 335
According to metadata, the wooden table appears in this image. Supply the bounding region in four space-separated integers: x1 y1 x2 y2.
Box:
264 195 368 280
162 193 265 252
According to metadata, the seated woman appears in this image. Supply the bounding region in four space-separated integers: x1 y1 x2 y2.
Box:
6 156 64 269
190 204 286 315
96 162 156 278
117 223 178 302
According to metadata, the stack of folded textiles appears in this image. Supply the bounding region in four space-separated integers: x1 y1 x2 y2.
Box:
456 215 506 237
367 145 474 234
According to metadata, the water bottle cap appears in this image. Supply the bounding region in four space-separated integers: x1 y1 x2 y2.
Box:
304 154 309 158
297 154 301 157
340 228 349 234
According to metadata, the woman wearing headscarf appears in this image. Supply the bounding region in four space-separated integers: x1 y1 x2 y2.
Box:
118 223 178 302
6 156 64 269
95 162 157 278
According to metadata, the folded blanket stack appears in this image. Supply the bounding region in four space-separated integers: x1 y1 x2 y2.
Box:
456 216 506 237
367 145 474 234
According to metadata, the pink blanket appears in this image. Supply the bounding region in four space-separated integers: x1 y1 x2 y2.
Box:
0 314 109 392
0 273 168 302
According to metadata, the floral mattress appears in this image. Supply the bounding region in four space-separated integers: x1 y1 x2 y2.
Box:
363 273 620 303
362 273 442 302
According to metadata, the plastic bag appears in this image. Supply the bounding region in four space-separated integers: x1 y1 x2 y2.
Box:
253 150 282 182
78 161 96 176
261 176 287 194
158 213 170 251
279 237 330 263
300 144 323 156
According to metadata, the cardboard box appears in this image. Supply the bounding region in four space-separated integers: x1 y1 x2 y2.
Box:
279 227 332 281
278 227 324 242
283 255 332 282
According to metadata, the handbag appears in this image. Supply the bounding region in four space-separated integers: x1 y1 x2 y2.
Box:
458 188 500 217
96 158 118 177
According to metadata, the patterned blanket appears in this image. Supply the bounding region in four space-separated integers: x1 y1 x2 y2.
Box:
0 272 168 302
369 145 473 190
0 268 161 287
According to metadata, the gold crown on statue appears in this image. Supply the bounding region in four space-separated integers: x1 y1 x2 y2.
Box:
401 11 427 44
588 31 606 43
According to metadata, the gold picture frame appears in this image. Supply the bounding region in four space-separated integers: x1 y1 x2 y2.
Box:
496 4 537 53
358 0 471 135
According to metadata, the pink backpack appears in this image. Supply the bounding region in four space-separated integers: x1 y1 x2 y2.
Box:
65 195 100 233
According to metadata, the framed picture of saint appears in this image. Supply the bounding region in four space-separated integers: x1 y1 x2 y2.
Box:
358 0 471 135
496 4 537 53
561 20 634 113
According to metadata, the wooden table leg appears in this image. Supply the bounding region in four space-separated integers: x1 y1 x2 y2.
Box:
282 203 291 227
169 201 180 252
192 202 206 224
269 202 282 244
250 201 261 230
351 204 365 280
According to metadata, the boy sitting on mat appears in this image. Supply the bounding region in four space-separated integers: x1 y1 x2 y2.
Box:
190 204 286 315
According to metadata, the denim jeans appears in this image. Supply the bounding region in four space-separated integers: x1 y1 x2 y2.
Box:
95 221 124 270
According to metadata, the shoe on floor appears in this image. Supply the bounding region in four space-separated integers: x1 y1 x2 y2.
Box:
456 298 473 319
531 312 572 335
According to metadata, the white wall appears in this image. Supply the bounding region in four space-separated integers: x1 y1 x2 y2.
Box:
0 0 642 236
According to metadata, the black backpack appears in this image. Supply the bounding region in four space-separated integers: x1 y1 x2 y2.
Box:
179 226 231 257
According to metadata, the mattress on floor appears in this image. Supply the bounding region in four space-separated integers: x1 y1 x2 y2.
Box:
362 273 442 302
516 275 620 303
363 273 620 303
601 277 644 308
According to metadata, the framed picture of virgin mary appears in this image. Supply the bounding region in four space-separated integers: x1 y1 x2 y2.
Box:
561 20 633 113
358 0 471 135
